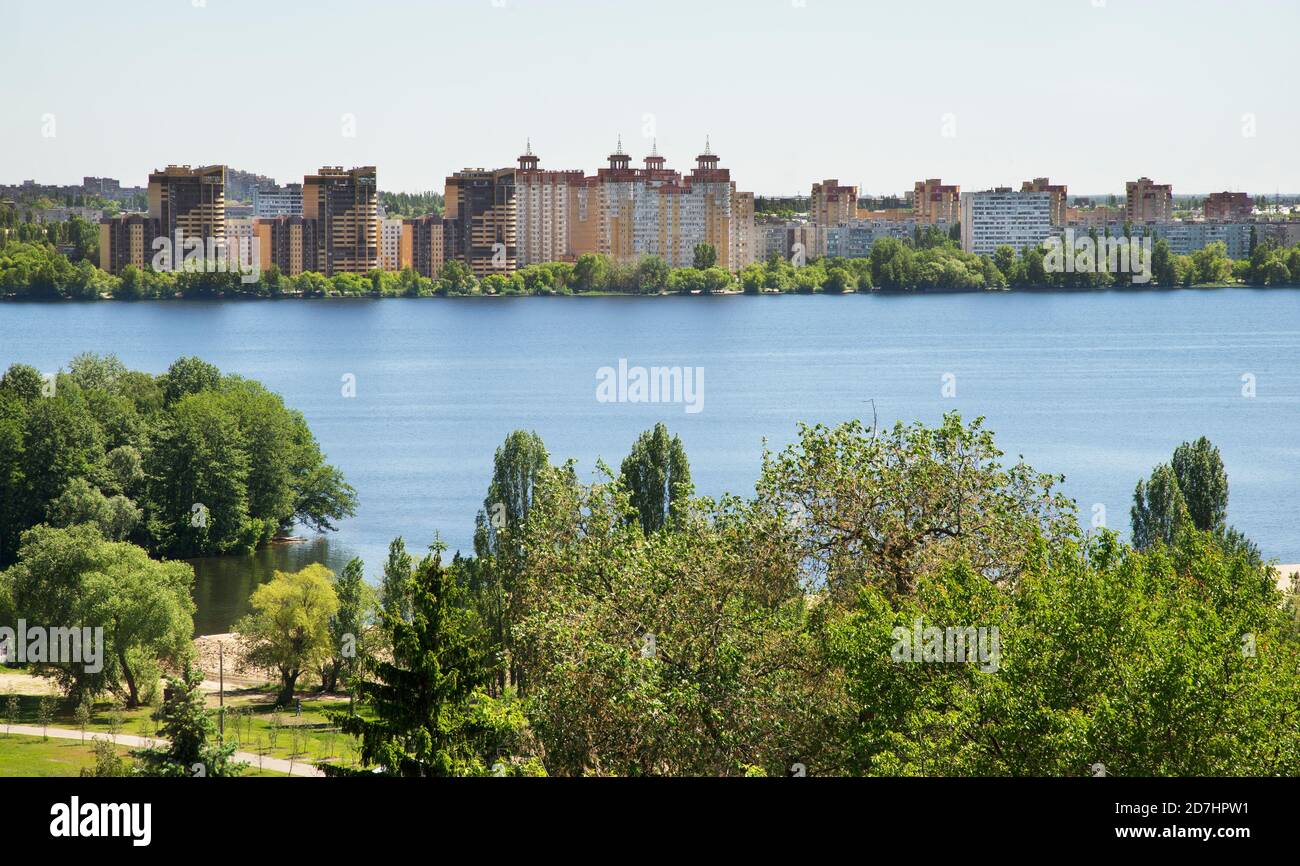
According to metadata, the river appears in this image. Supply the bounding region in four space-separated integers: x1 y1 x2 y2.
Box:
4 290 1299 633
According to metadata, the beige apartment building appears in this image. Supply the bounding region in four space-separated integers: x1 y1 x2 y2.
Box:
98 213 155 273
100 164 227 274
1125 176 1173 223
443 167 517 277
254 215 318 277
565 141 754 271
303 166 379 274
148 164 227 247
515 146 584 266
810 179 859 226
403 215 447 278
1063 205 1124 228
913 178 960 225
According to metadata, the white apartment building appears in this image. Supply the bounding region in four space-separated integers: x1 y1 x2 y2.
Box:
379 218 404 272
515 159 582 266
960 190 1053 255
252 184 304 218
225 217 257 264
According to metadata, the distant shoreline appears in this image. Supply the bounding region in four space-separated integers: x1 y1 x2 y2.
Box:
6 282 1299 303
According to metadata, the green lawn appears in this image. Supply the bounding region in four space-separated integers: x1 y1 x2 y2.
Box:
0 732 289 777
1 673 372 771
0 734 112 777
218 692 372 769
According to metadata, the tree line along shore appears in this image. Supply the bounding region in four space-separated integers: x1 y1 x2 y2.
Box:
5 230 1300 301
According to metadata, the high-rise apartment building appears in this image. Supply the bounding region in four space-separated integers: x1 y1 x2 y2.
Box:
810 179 859 226
1203 191 1253 221
443 167 517 277
254 215 319 277
566 140 752 271
515 145 584 266
913 178 960 225
403 215 448 278
1021 177 1068 227
99 164 226 274
379 218 405 272
303 166 379 274
252 183 304 218
733 191 756 269
1125 177 1173 223
960 189 1053 255
147 164 227 247
98 213 157 274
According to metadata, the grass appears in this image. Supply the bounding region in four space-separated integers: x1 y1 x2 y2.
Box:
216 689 373 770
0 734 288 777
0 734 118 777
0 670 372 773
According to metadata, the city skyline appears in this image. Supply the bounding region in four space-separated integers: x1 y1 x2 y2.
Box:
5 0 1299 195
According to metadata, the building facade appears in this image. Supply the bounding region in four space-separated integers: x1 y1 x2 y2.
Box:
811 179 859 226
515 147 584 266
1204 192 1253 221
98 213 157 273
914 178 960 225
444 167 517 277
379 218 405 272
960 189 1053 255
1021 177 1068 227
302 166 379 275
1126 177 1173 223
147 164 227 249
403 215 448 278
252 184 304 218
254 215 319 277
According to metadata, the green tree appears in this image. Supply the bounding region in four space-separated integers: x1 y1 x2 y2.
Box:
756 413 1075 600
334 544 495 776
320 557 374 693
46 477 141 541
635 255 671 294
1131 463 1189 550
234 564 340 706
619 423 693 534
380 537 414 621
160 356 221 406
145 391 251 556
1 524 194 706
134 665 242 777
1170 436 1229 533
1151 238 1178 287
692 243 718 270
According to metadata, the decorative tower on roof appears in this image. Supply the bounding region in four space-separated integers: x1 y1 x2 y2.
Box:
518 138 539 171
609 135 631 170
696 136 719 171
644 138 666 171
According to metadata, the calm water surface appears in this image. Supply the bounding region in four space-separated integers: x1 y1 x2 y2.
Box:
4 291 1299 633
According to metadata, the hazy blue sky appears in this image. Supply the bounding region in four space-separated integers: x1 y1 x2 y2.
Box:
5 0 1297 195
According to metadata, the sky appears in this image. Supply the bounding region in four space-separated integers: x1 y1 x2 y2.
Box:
4 0 1298 196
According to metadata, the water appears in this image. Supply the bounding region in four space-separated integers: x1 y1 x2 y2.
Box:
4 290 1300 633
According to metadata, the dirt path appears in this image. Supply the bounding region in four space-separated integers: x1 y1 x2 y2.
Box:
4 724 324 777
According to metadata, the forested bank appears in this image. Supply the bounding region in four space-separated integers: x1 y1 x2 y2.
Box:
5 233 1300 300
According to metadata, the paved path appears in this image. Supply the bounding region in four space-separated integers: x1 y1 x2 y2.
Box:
3 724 324 777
